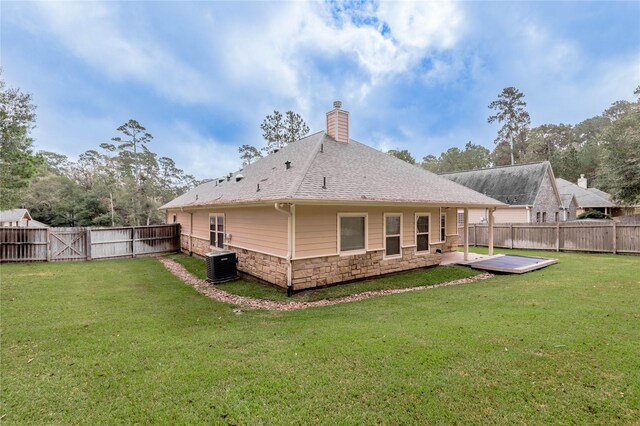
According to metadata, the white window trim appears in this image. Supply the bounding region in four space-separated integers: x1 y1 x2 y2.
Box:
337 212 368 255
208 213 226 249
415 212 431 255
440 208 447 243
383 212 403 259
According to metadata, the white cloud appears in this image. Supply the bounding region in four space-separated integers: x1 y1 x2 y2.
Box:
32 2 213 104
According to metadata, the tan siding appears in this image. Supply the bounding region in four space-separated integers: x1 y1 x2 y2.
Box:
446 208 457 235
493 207 529 223
295 205 443 258
173 206 288 257
228 206 288 256
191 210 210 239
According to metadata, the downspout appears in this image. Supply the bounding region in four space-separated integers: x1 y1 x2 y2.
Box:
274 203 294 297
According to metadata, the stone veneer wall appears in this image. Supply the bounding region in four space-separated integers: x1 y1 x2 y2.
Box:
291 246 441 291
533 171 562 222
181 233 458 291
180 235 288 287
230 246 288 287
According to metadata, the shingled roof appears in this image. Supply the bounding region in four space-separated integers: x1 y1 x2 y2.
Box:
555 178 615 209
161 132 504 209
440 162 552 206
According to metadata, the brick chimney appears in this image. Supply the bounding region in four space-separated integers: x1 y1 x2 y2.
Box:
326 101 349 144
577 174 588 189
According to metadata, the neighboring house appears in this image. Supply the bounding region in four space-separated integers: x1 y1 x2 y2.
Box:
441 162 564 223
161 102 503 292
0 209 49 227
555 177 623 217
560 194 578 221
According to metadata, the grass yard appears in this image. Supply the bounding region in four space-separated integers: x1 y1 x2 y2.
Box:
1 249 639 424
166 252 481 302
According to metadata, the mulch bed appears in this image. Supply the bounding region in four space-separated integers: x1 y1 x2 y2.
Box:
159 258 494 311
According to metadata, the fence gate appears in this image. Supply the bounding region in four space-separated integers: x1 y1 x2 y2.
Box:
49 227 88 261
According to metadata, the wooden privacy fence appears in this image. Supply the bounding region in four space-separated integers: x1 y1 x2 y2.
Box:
458 222 640 254
1 224 180 263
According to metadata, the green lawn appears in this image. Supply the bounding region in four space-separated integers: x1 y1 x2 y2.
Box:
1 250 639 424
166 253 481 302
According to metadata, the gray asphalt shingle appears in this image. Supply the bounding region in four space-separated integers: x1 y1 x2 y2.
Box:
161 132 504 209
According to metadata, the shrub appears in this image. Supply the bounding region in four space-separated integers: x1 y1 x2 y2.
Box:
577 209 611 220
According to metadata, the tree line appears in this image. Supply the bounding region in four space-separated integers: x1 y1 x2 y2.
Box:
1 75 200 226
389 86 640 205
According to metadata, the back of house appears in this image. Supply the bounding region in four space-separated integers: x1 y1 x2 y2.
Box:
161 102 503 291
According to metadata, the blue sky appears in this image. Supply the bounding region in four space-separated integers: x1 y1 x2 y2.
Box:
2 1 639 180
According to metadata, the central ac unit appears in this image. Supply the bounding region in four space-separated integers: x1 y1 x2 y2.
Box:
205 251 238 283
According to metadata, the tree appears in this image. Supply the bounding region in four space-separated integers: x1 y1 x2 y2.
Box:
420 142 490 173
238 144 262 165
488 87 531 166
388 149 416 164
0 74 40 209
260 110 310 153
111 120 155 226
598 103 640 204
524 124 573 162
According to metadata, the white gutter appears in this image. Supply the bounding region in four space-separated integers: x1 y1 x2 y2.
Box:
274 202 293 294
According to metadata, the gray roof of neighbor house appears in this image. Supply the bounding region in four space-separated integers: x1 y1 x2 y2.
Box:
0 209 32 222
555 178 615 208
161 132 504 209
440 162 551 206
560 194 576 209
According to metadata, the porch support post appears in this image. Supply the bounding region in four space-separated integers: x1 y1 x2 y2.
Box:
488 207 495 256
463 208 469 261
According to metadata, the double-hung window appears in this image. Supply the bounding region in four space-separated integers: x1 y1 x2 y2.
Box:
209 214 224 248
416 214 430 253
339 213 366 253
440 212 446 242
384 213 402 258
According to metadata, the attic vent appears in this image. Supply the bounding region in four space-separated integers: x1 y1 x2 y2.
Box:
226 175 230 182
273 149 279 154
235 174 244 182
285 161 291 170
218 179 224 184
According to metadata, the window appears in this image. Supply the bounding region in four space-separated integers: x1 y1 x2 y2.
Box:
172 214 177 224
416 214 430 253
536 212 541 223
209 214 224 248
554 212 559 222
384 214 401 258
440 212 446 242
542 212 547 223
339 214 366 253
457 211 464 227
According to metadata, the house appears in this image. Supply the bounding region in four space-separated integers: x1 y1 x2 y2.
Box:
560 194 578 221
0 209 49 227
161 102 504 292
440 162 564 223
556 176 627 217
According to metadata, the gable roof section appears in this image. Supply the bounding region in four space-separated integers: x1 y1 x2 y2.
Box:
161 132 504 209
555 178 615 208
440 162 551 206
560 194 576 209
0 209 32 223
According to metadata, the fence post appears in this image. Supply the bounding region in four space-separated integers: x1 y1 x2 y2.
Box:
510 224 514 249
612 222 617 255
473 225 477 247
131 227 136 258
85 228 92 260
556 222 560 252
46 228 52 261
